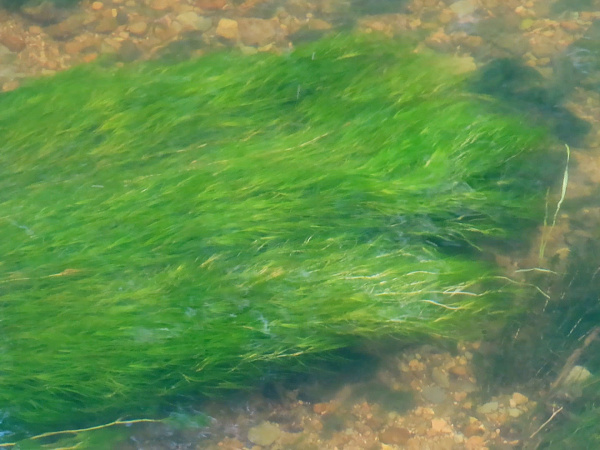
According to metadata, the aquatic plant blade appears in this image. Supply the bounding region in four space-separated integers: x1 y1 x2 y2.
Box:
0 34 555 439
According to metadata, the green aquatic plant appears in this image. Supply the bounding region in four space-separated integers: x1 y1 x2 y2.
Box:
0 33 557 440
529 239 600 448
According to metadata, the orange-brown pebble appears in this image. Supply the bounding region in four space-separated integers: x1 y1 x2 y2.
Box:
237 18 282 46
429 418 452 435
306 18 332 30
217 437 245 449
2 80 20 92
438 8 455 24
465 435 488 450
197 0 226 9
64 40 83 54
463 419 484 437
560 21 579 31
83 53 98 63
0 32 26 52
580 11 600 21
367 21 392 33
511 392 528 406
449 365 468 377
470 341 481 350
408 359 425 371
150 0 170 11
43 59 60 70
454 391 468 402
91 1 104 10
216 18 239 40
312 402 336 415
463 35 483 48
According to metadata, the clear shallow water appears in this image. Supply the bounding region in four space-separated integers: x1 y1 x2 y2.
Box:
1 0 600 448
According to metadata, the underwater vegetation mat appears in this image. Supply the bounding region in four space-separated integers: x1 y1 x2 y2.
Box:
0 33 558 440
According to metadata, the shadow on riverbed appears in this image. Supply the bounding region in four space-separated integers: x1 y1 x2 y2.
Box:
470 57 591 147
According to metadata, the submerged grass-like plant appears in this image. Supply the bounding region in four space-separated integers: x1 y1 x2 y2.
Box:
0 34 556 439
0 0 80 10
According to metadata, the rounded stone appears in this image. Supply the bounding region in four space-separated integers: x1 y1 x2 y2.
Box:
216 18 239 40
129 21 148 36
247 421 281 447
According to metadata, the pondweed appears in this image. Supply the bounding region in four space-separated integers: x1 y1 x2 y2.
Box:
0 34 557 439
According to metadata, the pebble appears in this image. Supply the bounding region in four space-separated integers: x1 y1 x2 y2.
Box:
154 19 183 40
238 18 281 46
247 421 281 446
149 0 170 11
0 43 12 58
425 29 451 49
580 11 600 21
463 419 484 437
176 12 211 32
449 364 468 377
312 402 336 415
421 385 447 404
380 426 411 445
462 35 483 48
438 9 455 24
2 80 20 92
430 418 452 435
117 40 142 61
449 0 478 16
46 18 83 39
520 18 534 30
307 18 333 30
514 6 532 17
101 37 122 51
456 380 478 393
508 407 523 418
0 32 26 53
239 44 258 55
362 19 390 33
216 18 239 40
128 21 148 36
95 17 119 33
82 53 98 63
408 359 425 371
431 367 450 388
454 391 468 402
92 1 104 10
64 40 84 54
560 21 580 31
466 435 487 449
564 365 592 385
196 0 226 10
217 437 245 449
511 392 528 406
476 401 498 414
